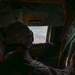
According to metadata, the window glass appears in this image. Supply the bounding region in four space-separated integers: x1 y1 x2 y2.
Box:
28 26 48 43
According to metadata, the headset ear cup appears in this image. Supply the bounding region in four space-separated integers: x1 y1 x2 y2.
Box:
30 30 34 42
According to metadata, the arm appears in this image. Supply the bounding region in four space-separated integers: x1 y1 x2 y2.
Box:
25 60 75 75
24 51 75 75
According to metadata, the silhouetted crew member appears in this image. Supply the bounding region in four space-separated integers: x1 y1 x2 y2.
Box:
3 22 75 75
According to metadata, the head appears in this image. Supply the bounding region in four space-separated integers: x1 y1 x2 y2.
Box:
5 22 34 52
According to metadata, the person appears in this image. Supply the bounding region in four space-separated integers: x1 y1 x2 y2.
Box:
3 22 75 75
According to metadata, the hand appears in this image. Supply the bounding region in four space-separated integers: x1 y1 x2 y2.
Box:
70 54 75 68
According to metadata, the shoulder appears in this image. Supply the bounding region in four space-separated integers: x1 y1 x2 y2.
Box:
5 51 15 61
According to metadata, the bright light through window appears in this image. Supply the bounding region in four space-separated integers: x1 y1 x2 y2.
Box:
28 26 48 43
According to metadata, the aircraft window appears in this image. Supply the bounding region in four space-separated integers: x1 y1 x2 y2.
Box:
29 26 48 43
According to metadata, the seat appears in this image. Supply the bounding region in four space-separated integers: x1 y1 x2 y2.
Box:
0 32 5 63
0 48 4 63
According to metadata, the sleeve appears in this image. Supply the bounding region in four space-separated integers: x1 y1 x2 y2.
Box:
23 52 75 75
25 59 75 75
35 62 75 75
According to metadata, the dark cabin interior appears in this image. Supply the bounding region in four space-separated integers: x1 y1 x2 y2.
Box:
0 0 75 69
